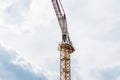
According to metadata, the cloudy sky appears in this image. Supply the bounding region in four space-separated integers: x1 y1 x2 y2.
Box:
0 0 120 80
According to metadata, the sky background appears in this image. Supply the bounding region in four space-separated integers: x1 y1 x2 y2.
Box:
0 0 120 80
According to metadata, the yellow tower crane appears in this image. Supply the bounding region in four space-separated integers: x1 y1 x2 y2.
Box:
51 0 75 80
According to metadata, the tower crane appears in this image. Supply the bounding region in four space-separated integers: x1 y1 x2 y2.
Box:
51 0 75 80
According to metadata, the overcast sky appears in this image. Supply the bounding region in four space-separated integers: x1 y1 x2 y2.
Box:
0 0 120 80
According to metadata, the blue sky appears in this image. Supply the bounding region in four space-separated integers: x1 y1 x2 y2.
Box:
0 45 47 80
0 0 120 80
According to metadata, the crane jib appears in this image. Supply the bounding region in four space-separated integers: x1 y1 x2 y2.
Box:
52 0 65 15
52 0 68 33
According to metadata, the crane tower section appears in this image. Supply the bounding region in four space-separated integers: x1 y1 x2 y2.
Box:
51 0 75 80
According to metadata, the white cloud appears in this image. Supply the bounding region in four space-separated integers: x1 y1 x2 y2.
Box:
67 0 120 79
0 0 120 80
0 44 48 80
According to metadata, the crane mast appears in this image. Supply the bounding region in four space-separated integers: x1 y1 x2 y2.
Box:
51 0 75 80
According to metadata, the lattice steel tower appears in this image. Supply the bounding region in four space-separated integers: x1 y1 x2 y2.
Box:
51 0 75 80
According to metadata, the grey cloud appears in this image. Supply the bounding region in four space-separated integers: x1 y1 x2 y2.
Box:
67 0 120 24
91 67 120 80
3 0 31 24
0 45 47 80
96 25 120 41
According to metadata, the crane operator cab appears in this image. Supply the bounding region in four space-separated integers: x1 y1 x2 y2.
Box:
62 34 67 42
62 33 70 43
